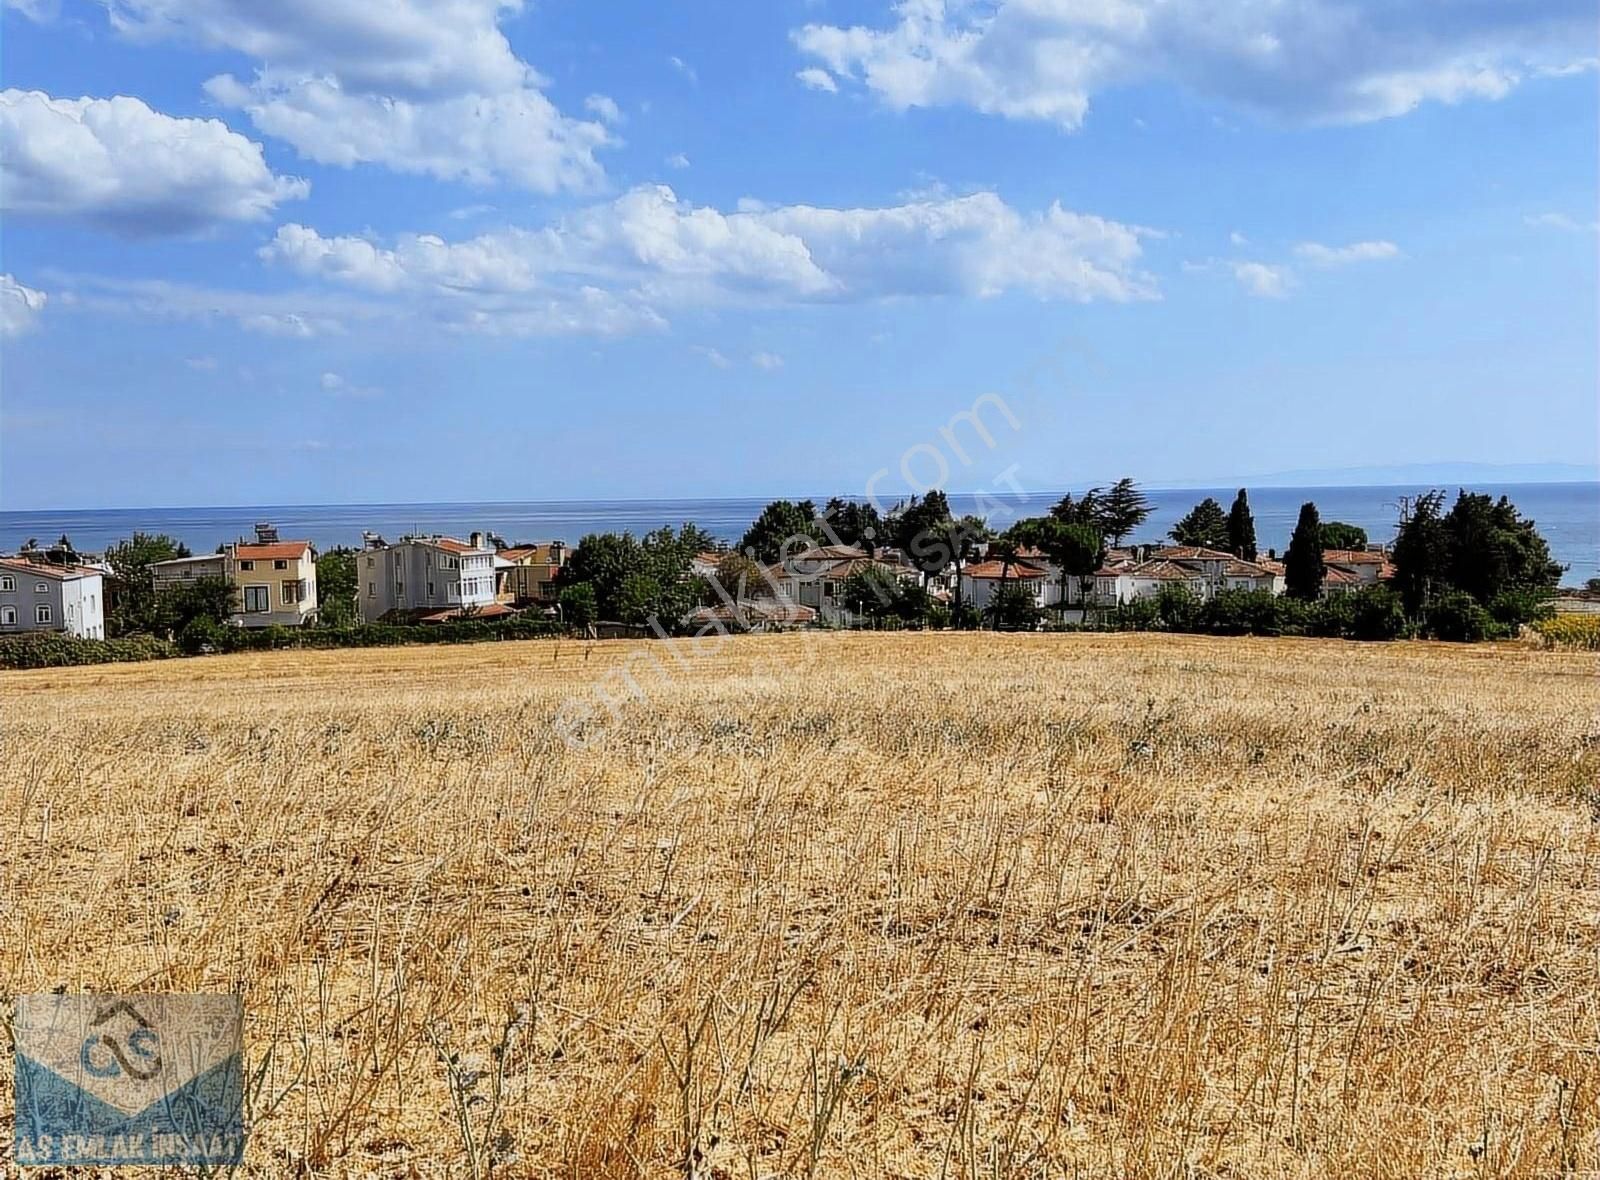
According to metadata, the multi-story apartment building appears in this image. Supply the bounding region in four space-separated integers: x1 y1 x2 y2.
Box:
0 558 106 638
355 532 503 623
149 524 318 628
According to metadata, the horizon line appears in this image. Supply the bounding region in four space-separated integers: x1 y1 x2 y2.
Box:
1 474 1596 517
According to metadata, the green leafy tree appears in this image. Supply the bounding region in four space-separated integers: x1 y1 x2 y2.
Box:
639 525 708 623
1391 490 1560 622
1012 516 1103 614
739 500 820 563
819 497 883 553
1226 489 1258 561
840 565 903 621
1283 502 1326 600
160 576 237 636
616 573 664 625
1438 491 1562 604
1348 585 1407 641
560 532 643 620
1429 590 1494 642
703 551 770 605
1096 478 1151 545
316 547 358 627
103 532 191 636
986 580 1040 631
558 583 598 627
1168 498 1230 549
1155 584 1203 631
1319 521 1368 551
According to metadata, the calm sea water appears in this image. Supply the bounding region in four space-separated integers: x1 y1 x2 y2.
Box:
4 483 1597 581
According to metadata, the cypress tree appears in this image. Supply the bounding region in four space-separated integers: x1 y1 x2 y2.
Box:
1284 501 1326 600
1226 488 1258 561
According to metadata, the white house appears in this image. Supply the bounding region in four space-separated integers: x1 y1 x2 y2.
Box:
958 559 1050 613
0 558 106 638
764 545 917 624
356 532 508 623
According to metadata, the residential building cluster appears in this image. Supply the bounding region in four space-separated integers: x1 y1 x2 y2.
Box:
0 518 1399 640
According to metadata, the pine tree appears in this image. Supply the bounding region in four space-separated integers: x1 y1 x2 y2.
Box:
1284 501 1326 600
1168 497 1229 549
1097 478 1152 546
1226 488 1258 561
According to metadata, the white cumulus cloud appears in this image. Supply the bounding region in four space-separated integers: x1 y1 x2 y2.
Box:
0 89 308 235
101 0 614 192
263 184 1162 321
1 273 47 336
794 0 1594 129
796 67 839 93
1232 261 1294 299
1294 240 1400 266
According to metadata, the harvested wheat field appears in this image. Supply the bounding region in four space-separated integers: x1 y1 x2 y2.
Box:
2 632 1597 1178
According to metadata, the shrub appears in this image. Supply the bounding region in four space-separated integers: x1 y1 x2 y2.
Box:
1307 594 1355 639
1428 591 1495 642
179 615 228 655
1531 614 1600 650
1348 585 1407 641
1488 589 1554 631
1204 589 1286 636
1155 585 1203 632
1111 597 1160 631
0 633 180 668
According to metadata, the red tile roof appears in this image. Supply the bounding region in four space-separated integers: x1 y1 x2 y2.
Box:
235 541 312 561
1323 548 1386 565
1127 560 1205 581
499 544 563 564
415 602 516 623
1322 566 1362 585
963 560 1047 581
1153 545 1237 561
430 537 478 555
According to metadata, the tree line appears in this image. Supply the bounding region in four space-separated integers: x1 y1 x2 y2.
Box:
51 479 1566 652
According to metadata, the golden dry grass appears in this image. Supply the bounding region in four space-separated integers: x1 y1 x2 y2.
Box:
2 632 1598 1178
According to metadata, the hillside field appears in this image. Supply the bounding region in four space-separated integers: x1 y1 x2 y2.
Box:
1 632 1597 1178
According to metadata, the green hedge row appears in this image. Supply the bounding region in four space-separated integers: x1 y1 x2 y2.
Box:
0 633 181 668
1 615 567 669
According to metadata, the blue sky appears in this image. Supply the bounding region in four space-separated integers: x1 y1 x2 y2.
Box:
1 0 1595 510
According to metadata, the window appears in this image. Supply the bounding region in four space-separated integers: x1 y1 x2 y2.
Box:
428 581 435 596
36 605 51 624
240 560 255 571
0 575 12 591
183 567 194 579
274 559 288 570
0 607 14 625
281 580 304 605
368 582 376 599
243 585 270 612
35 582 47 593
823 580 836 597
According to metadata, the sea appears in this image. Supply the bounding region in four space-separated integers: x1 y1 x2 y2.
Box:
4 482 1598 582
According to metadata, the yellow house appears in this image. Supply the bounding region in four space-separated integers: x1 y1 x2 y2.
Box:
150 525 318 628
495 541 567 605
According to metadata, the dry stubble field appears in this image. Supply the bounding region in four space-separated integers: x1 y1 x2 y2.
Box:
1 632 1597 1178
